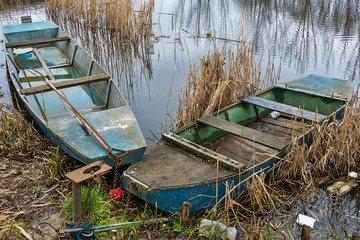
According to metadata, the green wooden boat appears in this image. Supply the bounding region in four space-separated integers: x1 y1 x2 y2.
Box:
123 75 353 214
3 21 146 166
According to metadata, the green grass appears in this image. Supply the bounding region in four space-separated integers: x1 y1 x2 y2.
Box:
62 184 111 222
48 146 66 182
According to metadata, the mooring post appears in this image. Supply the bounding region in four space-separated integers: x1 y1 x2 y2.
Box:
72 182 82 223
66 161 112 223
296 214 316 240
180 201 192 225
352 232 360 240
300 225 312 240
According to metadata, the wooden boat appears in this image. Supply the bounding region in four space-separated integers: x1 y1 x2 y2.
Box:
3 21 146 166
123 75 353 214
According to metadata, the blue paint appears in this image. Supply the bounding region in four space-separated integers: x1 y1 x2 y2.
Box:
4 21 147 166
122 75 353 214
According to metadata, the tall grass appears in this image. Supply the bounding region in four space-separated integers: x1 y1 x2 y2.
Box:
277 97 360 183
0 0 31 11
45 0 154 99
177 42 279 128
217 97 360 237
45 0 154 45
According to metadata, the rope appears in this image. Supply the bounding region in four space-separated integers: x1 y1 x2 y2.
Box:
66 223 98 240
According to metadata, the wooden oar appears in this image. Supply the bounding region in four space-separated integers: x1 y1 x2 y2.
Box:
22 67 127 161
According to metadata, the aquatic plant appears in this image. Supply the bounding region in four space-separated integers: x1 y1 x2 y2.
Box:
277 96 360 182
45 0 154 99
45 0 153 45
176 41 279 128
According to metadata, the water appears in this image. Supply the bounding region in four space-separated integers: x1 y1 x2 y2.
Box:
1 0 360 237
1 1 359 144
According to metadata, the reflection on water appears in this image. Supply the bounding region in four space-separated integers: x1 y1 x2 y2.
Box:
46 1 154 102
175 0 360 82
1 0 360 139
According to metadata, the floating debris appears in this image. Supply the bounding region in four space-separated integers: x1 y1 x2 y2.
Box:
199 219 237 240
349 171 358 178
327 181 358 195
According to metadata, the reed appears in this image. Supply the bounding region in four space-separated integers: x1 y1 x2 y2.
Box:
177 43 279 128
45 0 154 98
277 97 360 182
45 0 154 45
0 0 31 10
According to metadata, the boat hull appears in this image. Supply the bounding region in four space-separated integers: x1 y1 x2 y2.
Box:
3 21 146 166
123 75 352 214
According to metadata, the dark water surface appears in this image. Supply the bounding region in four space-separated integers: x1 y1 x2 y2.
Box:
1 0 360 238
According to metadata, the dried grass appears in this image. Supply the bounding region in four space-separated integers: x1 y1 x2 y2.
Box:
278 97 360 182
177 42 279 128
45 0 154 98
0 0 31 10
45 0 154 45
0 104 76 239
218 96 360 237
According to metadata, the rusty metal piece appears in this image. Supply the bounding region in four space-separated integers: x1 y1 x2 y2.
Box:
65 161 112 184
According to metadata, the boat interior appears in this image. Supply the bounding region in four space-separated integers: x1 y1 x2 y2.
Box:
165 87 348 171
4 22 125 123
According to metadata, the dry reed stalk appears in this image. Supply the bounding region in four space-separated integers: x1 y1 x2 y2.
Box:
46 0 154 97
177 42 279 128
45 0 154 45
277 97 360 182
0 0 31 10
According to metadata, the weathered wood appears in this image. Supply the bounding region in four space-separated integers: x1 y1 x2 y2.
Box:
72 182 82 223
352 232 360 240
198 115 289 151
242 95 327 122
163 132 245 172
300 225 312 240
48 63 72 69
5 36 70 48
20 74 110 95
263 117 311 131
33 47 55 81
180 202 192 225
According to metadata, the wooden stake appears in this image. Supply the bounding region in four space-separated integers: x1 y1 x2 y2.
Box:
300 225 312 240
352 232 360 240
72 182 82 223
180 202 192 225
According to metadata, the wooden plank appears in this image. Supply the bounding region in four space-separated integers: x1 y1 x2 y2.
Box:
242 95 327 122
263 117 311 131
5 36 70 48
225 135 278 163
20 73 110 95
33 47 55 81
163 132 245 172
198 115 289 151
218 139 255 167
48 63 72 69
245 120 298 139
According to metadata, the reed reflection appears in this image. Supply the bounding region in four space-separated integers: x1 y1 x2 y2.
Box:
45 0 154 102
175 0 360 81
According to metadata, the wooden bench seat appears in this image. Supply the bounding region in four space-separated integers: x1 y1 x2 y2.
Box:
242 95 327 122
5 36 70 48
20 74 110 96
198 115 289 151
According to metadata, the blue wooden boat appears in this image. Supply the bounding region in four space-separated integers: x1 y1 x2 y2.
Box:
123 75 353 214
3 21 146 166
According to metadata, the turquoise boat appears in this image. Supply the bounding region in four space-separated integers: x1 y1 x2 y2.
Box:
3 21 146 166
123 75 353 214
